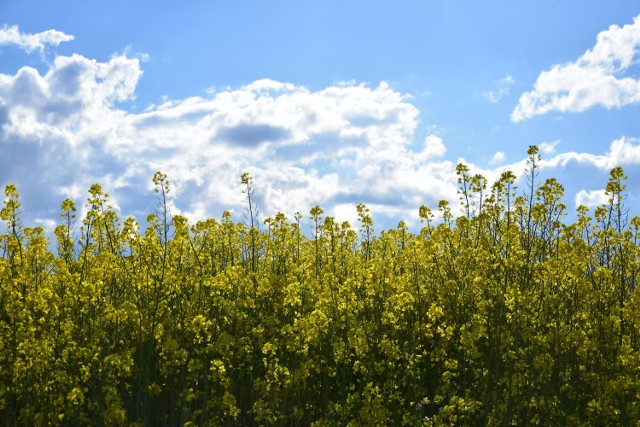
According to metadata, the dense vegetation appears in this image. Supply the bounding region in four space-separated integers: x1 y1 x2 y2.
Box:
2 147 640 426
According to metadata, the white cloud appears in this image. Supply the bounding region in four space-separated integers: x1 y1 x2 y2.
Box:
33 218 57 233
0 24 74 53
484 75 514 104
417 135 446 160
542 137 640 171
575 189 608 208
489 151 506 165
539 140 560 154
2 50 640 231
512 15 640 122
1 53 458 227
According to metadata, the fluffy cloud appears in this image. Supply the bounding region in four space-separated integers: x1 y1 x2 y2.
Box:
418 135 447 160
575 189 608 208
1 53 460 227
512 15 640 122
0 25 74 53
2 50 640 231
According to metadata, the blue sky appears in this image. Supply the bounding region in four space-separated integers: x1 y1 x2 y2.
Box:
1 1 640 231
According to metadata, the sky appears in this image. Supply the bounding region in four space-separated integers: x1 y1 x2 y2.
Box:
1 1 640 233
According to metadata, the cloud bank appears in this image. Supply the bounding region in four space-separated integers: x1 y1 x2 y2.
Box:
1 26 640 230
512 15 640 122
0 50 464 226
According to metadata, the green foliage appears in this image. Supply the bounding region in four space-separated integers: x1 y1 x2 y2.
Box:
2 156 640 425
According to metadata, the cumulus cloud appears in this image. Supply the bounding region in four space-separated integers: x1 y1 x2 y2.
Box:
0 24 74 53
512 15 640 122
484 75 514 104
418 135 447 160
1 53 459 227
2 50 640 231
